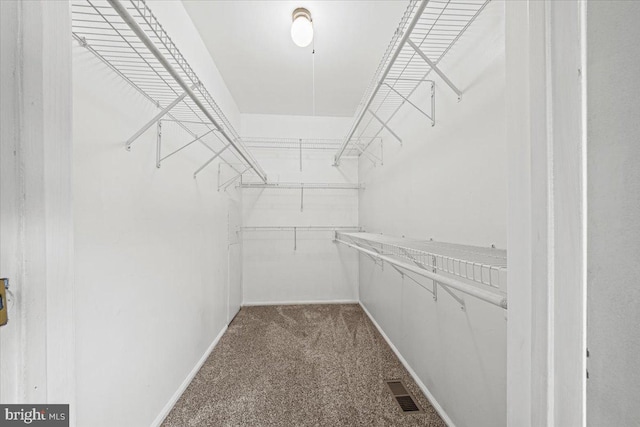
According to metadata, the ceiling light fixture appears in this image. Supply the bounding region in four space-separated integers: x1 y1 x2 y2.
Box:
291 7 313 48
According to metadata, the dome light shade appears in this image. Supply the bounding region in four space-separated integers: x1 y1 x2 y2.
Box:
291 8 313 48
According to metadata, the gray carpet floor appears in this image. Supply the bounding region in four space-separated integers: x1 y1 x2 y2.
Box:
162 304 446 426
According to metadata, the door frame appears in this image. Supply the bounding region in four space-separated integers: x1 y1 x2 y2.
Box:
506 1 587 426
0 0 75 419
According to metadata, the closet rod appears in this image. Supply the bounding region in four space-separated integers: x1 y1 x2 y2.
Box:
335 238 507 309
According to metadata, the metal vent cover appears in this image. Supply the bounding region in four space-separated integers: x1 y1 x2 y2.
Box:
385 380 422 413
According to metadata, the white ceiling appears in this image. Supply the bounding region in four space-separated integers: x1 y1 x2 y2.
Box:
182 1 408 117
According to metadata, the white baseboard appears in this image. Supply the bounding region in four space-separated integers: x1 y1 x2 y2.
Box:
359 302 456 427
151 325 228 427
242 299 359 306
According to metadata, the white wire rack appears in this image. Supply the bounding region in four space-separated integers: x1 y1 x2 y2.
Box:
336 232 507 309
242 226 362 251
240 182 362 190
71 0 266 181
242 226 362 231
240 182 362 212
335 0 491 164
242 137 367 155
242 136 384 168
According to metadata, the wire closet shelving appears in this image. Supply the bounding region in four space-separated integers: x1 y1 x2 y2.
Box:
334 0 492 164
241 226 362 251
71 0 267 182
243 137 365 155
242 136 385 170
335 232 507 309
240 182 362 212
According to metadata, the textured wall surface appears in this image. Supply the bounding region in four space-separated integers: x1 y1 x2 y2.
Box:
587 2 640 425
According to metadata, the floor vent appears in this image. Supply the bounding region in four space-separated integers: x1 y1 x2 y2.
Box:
385 380 422 413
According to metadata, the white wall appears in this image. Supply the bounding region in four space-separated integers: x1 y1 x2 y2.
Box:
357 2 507 427
240 114 359 305
587 2 640 425
72 1 241 425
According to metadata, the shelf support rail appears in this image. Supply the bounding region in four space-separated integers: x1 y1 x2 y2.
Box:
107 0 267 183
399 269 436 298
334 0 430 165
336 238 507 309
126 88 192 150
407 39 462 101
158 129 217 167
398 247 465 309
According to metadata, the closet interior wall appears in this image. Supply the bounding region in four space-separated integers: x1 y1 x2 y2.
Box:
240 114 359 305
72 1 242 426
587 1 640 425
357 2 507 427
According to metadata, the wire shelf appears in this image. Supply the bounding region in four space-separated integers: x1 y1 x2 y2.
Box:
71 0 265 179
335 0 491 163
240 182 362 190
242 226 363 251
242 226 362 231
242 137 373 156
337 232 506 290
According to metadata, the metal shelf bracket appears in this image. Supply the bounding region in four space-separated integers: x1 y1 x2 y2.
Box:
126 88 191 151
368 109 403 145
158 129 217 168
382 81 435 126
407 39 462 101
399 247 465 309
218 165 250 192
194 143 231 179
155 121 162 168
